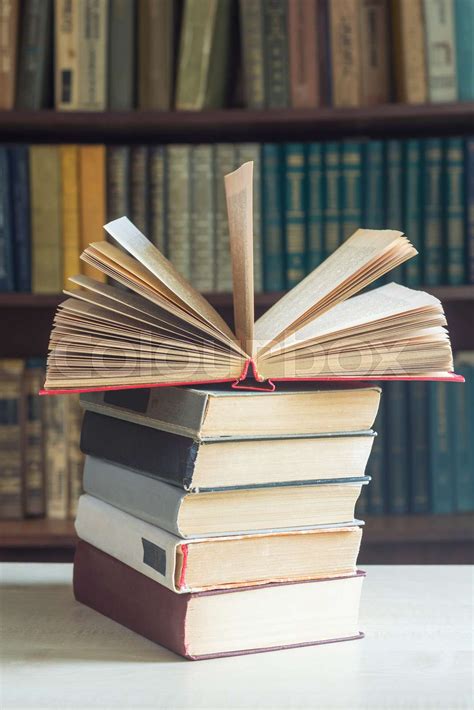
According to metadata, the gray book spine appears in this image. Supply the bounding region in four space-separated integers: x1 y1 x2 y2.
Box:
16 0 53 109
108 0 136 109
190 145 215 292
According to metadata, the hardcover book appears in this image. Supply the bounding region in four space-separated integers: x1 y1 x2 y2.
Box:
74 541 365 660
42 162 459 393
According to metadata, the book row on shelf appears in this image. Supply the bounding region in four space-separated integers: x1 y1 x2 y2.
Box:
1 137 474 296
1 0 473 113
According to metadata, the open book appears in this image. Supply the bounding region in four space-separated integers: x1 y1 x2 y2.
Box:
43 162 461 394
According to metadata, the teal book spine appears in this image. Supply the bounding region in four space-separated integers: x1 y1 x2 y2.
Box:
422 139 444 285
408 382 430 513
340 142 362 245
362 141 384 229
444 138 465 285
455 0 474 100
322 142 341 258
453 358 474 512
404 140 423 287
428 382 453 514
306 143 324 272
262 144 285 291
367 395 386 515
284 143 306 287
466 138 474 283
384 140 404 282
385 382 409 514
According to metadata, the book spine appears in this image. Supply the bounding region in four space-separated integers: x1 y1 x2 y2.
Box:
367 394 385 515
130 145 149 236
239 0 265 108
408 382 429 513
455 0 474 100
0 360 25 519
203 0 232 109
288 0 319 108
68 395 84 518
0 148 14 292
422 139 444 286
428 382 453 513
359 0 390 104
403 140 423 287
78 0 108 110
108 0 135 110
384 140 404 281
263 0 290 108
15 0 53 109
284 143 306 287
54 0 80 110
385 382 409 514
8 146 31 292
138 0 174 110
362 140 384 229
214 143 236 291
149 145 167 255
340 142 362 244
29 146 63 293
167 145 191 281
24 362 46 517
262 144 285 291
307 143 324 272
453 358 474 511
238 144 263 292
0 0 19 109
190 145 215 292
328 0 361 106
444 137 465 285
79 145 107 282
466 138 474 284
323 142 341 257
43 394 69 519
60 145 81 289
390 0 427 103
106 145 130 222
423 0 457 102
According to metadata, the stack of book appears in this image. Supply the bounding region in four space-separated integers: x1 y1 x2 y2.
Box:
74 382 381 659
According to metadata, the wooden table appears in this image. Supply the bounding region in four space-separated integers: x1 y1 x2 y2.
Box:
0 564 472 709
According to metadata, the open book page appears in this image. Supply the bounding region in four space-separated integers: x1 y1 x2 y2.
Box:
104 217 238 346
254 229 417 353
224 162 254 356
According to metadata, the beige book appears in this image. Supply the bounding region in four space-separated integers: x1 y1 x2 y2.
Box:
391 0 427 104
43 162 457 392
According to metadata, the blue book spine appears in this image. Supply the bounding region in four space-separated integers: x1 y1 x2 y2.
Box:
362 140 384 229
404 140 423 287
284 143 306 287
8 146 31 292
0 148 14 292
306 143 324 272
262 144 285 291
322 142 341 258
408 382 430 513
428 382 453 514
367 392 386 515
453 357 474 512
444 137 465 285
386 382 409 514
455 0 474 100
465 138 474 284
384 140 404 282
340 142 362 245
422 139 444 285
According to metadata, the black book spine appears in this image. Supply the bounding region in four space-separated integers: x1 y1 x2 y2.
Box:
80 411 198 489
15 0 53 109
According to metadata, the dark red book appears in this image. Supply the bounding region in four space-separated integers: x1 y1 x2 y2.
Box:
74 541 365 660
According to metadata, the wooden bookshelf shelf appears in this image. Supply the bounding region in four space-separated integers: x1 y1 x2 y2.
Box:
0 103 473 143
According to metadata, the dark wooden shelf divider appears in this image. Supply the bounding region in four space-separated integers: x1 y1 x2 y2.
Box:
0 102 473 143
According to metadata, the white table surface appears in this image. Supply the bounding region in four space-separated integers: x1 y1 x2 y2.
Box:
0 564 472 709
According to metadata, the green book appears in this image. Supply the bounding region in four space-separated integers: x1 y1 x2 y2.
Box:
239 0 265 108
384 140 404 282
307 143 324 272
367 392 385 515
386 382 409 514
404 140 423 287
263 0 289 108
340 142 362 245
444 138 465 285
322 142 341 258
167 146 191 281
362 141 384 229
190 145 215 292
428 382 453 514
262 144 285 291
422 139 444 285
284 143 306 287
453 354 474 512
408 382 430 513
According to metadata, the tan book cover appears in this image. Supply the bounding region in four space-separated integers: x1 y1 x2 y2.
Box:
288 0 320 108
360 0 391 104
78 0 108 110
138 0 175 110
24 362 46 517
54 0 80 110
43 394 69 520
329 0 362 106
79 145 107 282
0 0 19 109
0 360 25 519
391 0 427 103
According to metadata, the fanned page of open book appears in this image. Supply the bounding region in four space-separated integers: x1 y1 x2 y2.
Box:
42 161 460 393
